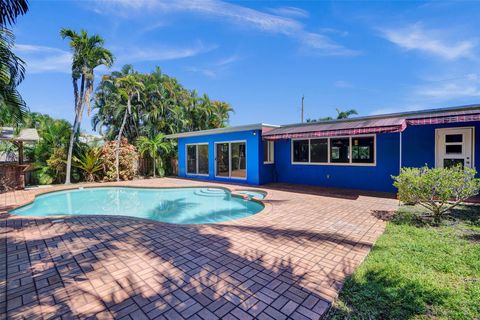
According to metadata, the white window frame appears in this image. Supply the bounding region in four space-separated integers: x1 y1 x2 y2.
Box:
185 143 209 176
214 140 247 180
291 134 376 166
263 140 275 164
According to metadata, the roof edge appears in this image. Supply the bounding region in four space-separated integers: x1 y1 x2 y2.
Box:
165 123 280 139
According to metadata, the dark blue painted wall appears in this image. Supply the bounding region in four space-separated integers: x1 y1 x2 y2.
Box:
273 133 401 192
402 122 480 169
178 129 263 185
175 121 480 193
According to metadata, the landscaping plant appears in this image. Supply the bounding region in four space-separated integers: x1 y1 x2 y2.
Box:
392 165 480 223
73 147 103 182
101 139 138 181
136 133 171 178
60 28 114 184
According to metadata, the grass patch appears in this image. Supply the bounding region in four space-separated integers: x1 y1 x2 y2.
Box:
325 205 480 320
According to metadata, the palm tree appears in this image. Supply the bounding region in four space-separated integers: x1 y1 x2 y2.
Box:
336 108 358 119
210 101 233 128
0 0 28 25
0 0 29 125
113 67 144 181
61 28 114 184
137 133 171 178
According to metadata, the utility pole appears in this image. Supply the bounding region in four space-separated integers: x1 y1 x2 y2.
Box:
301 95 304 123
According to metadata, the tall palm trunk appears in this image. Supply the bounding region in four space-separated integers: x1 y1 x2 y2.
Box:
65 75 85 184
115 99 130 182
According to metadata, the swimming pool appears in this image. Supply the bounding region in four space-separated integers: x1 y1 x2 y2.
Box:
10 187 264 224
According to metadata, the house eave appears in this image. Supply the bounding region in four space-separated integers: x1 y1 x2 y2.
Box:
165 123 280 139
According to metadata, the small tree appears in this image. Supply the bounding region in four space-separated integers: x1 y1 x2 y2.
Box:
136 133 171 178
392 165 480 223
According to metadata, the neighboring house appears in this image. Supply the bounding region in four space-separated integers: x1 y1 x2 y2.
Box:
79 132 105 146
166 104 480 192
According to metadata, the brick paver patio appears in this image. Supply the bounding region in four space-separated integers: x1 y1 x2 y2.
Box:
1 178 398 319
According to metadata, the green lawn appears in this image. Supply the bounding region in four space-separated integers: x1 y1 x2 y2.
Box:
325 205 480 320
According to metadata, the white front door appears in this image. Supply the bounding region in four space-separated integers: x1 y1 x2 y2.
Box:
435 127 474 168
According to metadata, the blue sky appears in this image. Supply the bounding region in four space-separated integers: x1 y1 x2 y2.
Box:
13 0 480 132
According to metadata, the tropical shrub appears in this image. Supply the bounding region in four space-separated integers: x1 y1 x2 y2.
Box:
392 165 480 223
136 133 172 178
73 147 103 182
101 138 138 181
45 147 67 183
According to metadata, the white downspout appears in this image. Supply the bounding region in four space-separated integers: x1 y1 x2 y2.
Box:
399 131 402 172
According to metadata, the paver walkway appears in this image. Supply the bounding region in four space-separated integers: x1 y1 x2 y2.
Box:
1 178 398 319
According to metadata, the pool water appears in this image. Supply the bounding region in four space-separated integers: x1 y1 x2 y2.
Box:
10 187 264 224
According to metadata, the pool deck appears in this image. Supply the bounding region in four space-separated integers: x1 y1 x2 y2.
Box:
1 178 398 320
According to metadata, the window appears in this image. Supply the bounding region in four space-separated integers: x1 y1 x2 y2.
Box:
215 141 247 179
445 133 463 154
330 138 350 163
352 137 375 163
310 139 328 163
186 144 209 175
263 141 274 164
293 140 309 162
292 136 376 166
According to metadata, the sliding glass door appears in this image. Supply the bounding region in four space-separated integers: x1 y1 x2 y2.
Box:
216 143 230 177
215 141 247 179
231 142 246 178
186 143 209 175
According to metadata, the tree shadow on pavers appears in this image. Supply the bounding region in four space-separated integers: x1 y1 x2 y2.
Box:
323 269 450 320
3 216 367 319
210 223 376 248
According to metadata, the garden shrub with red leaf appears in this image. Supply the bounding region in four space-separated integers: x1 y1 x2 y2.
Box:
101 138 138 181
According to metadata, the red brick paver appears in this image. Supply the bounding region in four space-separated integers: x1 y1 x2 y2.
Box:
1 178 398 319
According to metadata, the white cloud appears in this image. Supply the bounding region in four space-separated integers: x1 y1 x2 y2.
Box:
299 32 358 56
334 80 353 88
115 41 216 63
94 0 357 56
408 73 480 104
14 41 213 74
268 6 309 19
15 44 72 73
417 82 480 100
185 54 243 78
381 23 477 60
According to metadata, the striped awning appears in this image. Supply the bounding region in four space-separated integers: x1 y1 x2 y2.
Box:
407 112 480 125
263 108 480 140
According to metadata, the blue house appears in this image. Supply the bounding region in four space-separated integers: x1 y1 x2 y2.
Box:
166 105 480 193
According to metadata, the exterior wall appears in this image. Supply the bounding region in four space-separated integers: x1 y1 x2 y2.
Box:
258 139 276 185
273 133 401 192
178 129 262 185
175 120 480 193
402 121 480 169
